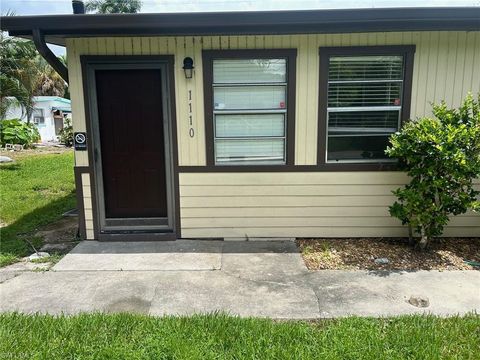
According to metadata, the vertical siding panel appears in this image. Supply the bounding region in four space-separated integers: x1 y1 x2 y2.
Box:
416 32 430 117
246 36 255 49
264 35 274 49
95 38 104 55
402 32 413 45
409 32 421 117
341 33 351 46
132 37 142 54
356 33 369 46
104 38 115 55
238 35 247 49
202 36 212 50
122 37 133 55
158 37 168 54
295 35 308 165
137 37 150 55
176 37 188 165
462 32 476 94
331 34 343 46
367 33 377 45
305 34 318 164
68 39 88 166
229 36 239 49
376 32 387 45
434 32 448 103
150 36 159 54
424 32 438 112
85 38 95 55
193 36 206 165
349 33 360 45
472 33 480 95
273 35 283 48
452 32 467 107
282 34 291 49
166 36 175 54
318 33 327 47
220 36 229 49
388 32 403 45
211 36 221 49
255 35 264 49
444 32 459 106
184 37 197 164
114 37 124 55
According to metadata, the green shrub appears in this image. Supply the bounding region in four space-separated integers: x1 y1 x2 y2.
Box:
386 94 480 249
0 119 40 147
59 118 73 147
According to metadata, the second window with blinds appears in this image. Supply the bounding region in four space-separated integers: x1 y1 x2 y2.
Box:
203 50 297 166
318 46 415 167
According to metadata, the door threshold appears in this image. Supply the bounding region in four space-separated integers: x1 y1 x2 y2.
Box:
97 232 177 242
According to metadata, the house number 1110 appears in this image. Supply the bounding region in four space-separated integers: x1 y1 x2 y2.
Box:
188 90 194 138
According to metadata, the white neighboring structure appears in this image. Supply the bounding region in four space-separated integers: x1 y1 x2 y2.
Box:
4 96 71 142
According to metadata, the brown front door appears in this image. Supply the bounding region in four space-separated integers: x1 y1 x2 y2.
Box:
95 69 168 221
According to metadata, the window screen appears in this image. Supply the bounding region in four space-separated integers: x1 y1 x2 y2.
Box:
326 55 405 162
212 59 288 165
33 108 45 125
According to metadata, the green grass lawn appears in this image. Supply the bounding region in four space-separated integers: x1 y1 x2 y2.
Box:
0 313 478 359
0 151 75 266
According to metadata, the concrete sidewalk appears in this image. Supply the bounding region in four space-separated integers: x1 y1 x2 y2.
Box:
0 240 479 318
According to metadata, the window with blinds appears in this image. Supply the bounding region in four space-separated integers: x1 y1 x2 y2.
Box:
212 59 288 165
326 54 405 162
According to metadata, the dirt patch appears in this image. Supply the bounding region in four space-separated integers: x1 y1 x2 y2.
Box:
0 146 72 161
35 216 79 254
297 238 480 271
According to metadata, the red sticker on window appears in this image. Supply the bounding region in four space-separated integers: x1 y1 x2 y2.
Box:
280 101 285 108
394 98 401 106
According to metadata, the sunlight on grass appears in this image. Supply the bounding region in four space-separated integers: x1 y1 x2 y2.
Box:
0 152 75 266
0 313 478 359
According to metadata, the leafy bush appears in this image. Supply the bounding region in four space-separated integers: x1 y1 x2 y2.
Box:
0 119 40 147
59 118 73 147
386 94 480 249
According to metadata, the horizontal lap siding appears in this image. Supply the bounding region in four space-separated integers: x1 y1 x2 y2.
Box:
180 173 480 238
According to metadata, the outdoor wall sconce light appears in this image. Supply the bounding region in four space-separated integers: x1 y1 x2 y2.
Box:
183 57 194 79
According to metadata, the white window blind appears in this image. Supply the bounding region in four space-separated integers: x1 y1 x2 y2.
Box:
327 55 404 162
212 59 287 165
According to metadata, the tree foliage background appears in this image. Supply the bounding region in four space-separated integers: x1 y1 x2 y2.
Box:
85 0 142 14
0 34 67 121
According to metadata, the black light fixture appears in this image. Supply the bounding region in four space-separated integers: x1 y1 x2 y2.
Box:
183 57 194 79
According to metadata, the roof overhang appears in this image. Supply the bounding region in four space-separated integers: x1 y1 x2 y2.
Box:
1 7 479 46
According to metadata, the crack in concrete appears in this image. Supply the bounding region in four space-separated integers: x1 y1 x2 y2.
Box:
0 271 22 285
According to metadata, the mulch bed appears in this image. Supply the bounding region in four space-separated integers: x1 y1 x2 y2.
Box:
297 238 480 271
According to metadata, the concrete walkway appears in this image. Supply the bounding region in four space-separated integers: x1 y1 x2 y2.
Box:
0 240 479 318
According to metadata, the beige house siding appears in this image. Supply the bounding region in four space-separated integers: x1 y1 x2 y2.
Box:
179 173 480 238
65 31 480 239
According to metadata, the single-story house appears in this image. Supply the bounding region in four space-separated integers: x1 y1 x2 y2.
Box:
4 96 71 142
2 5 479 240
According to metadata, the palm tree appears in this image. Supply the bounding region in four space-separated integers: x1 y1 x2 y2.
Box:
85 0 142 14
0 34 37 120
0 34 67 120
33 57 66 98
